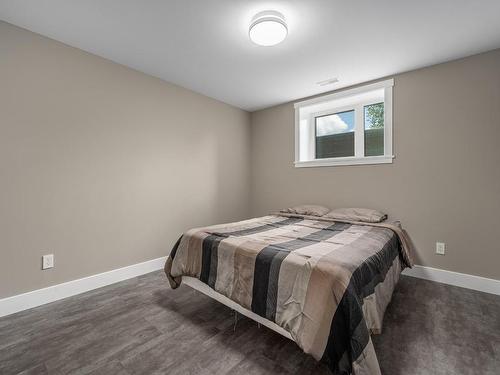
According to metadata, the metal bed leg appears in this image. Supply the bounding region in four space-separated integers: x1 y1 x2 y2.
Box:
233 310 238 332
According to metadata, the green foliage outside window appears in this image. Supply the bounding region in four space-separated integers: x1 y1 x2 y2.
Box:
366 103 384 128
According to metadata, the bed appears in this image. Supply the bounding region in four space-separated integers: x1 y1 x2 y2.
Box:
164 212 414 375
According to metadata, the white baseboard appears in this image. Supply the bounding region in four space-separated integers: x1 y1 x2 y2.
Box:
403 265 500 296
1 259 498 319
0 257 167 318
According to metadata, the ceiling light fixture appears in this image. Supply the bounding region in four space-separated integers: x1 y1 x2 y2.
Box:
249 10 287 46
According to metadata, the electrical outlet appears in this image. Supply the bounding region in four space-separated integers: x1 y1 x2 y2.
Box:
42 254 54 269
436 242 445 255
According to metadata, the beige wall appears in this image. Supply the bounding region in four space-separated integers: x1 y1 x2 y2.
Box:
2 20 499 300
250 49 500 280
0 22 251 298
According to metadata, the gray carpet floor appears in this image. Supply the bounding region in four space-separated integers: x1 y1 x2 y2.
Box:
0 271 499 375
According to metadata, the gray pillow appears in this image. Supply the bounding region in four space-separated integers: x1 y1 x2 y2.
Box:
280 204 330 217
324 208 387 223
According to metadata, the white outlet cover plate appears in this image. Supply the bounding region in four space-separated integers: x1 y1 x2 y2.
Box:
42 254 54 269
436 242 446 255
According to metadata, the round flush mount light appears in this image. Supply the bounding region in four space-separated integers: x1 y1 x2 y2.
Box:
249 10 287 46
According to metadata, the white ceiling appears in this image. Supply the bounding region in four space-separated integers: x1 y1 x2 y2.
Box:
1 0 500 111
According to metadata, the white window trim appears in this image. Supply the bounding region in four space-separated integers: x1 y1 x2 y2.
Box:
294 79 394 168
295 155 394 168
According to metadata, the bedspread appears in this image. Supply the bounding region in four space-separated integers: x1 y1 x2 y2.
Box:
165 214 414 374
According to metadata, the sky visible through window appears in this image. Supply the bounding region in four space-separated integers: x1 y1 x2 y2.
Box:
316 103 383 137
316 110 354 136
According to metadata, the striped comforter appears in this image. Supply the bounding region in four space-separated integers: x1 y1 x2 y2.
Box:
165 214 414 374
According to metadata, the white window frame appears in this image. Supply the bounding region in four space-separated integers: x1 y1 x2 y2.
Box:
294 79 394 167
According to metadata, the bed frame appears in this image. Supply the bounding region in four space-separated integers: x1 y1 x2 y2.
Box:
183 276 293 341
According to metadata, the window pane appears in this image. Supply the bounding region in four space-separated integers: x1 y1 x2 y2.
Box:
364 103 384 156
315 110 355 159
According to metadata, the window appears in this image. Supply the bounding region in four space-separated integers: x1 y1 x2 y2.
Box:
316 110 355 158
294 79 393 167
364 103 384 156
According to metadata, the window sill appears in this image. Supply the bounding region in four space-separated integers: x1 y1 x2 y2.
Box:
294 155 394 168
